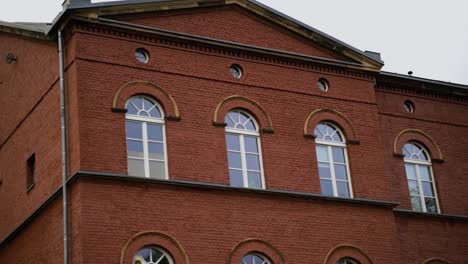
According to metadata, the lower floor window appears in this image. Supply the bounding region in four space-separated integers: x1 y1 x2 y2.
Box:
133 247 173 264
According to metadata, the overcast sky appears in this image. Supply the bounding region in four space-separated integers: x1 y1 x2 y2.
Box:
1 0 467 85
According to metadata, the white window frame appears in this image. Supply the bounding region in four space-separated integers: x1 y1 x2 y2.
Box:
225 110 266 189
125 96 169 179
403 143 440 213
314 123 353 198
133 246 174 264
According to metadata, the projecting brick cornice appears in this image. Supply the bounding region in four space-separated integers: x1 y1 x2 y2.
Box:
71 18 376 81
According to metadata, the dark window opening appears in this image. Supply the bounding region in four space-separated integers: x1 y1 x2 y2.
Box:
26 153 35 190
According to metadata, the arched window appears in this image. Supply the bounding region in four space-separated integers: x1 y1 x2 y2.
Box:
403 143 439 213
314 123 352 197
241 253 271 264
133 247 173 264
125 96 168 179
225 110 264 189
337 258 359 264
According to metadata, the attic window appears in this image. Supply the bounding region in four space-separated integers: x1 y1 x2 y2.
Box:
229 64 243 79
404 100 415 113
135 48 149 64
317 78 329 92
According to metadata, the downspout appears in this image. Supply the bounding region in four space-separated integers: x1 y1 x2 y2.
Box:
58 29 70 264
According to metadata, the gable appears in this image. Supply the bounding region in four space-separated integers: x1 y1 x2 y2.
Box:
108 5 353 62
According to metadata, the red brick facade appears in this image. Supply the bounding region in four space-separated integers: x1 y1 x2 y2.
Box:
0 1 467 263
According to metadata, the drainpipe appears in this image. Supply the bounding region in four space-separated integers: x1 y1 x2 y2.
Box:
58 29 70 264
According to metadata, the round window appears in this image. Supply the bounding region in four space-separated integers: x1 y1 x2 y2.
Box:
135 48 149 64
230 64 243 79
317 78 329 92
403 100 415 113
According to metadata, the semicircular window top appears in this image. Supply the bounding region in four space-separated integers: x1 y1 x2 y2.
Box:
403 142 440 213
314 123 353 198
241 253 271 264
337 258 359 264
225 110 265 189
125 96 168 179
133 247 173 264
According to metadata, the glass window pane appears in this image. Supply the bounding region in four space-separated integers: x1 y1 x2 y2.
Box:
315 145 329 162
126 103 138 115
226 112 238 127
143 98 154 110
136 248 151 262
229 169 244 187
226 115 235 128
148 142 164 160
227 152 242 169
246 154 260 171
253 255 264 264
332 147 345 163
425 198 438 213
148 107 162 118
334 164 347 180
244 136 258 153
245 120 256 131
151 248 163 262
128 158 145 177
419 166 431 181
242 255 254 264
131 97 143 109
318 162 331 179
127 140 144 158
159 257 170 264
422 182 434 197
148 124 163 141
226 134 240 151
404 164 416 180
126 121 142 139
239 112 249 125
320 179 333 196
247 171 262 188
408 180 420 195
336 181 350 197
411 196 423 212
149 161 165 179
331 132 342 142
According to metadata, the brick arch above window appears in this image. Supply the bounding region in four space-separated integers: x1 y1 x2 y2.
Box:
112 80 181 121
213 95 274 133
304 109 359 144
323 244 373 264
422 258 450 264
227 238 285 264
120 230 189 264
393 129 444 162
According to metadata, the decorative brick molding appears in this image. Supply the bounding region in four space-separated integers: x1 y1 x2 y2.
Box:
323 244 373 264
120 231 189 264
422 258 450 264
393 129 444 162
304 108 359 143
112 80 181 120
227 238 285 264
213 95 274 133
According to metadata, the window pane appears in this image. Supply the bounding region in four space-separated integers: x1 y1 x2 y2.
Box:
244 136 258 153
404 164 416 180
126 103 138 115
336 181 350 197
127 140 144 158
148 124 163 141
143 98 154 110
149 161 165 179
226 134 240 151
320 179 333 196
318 162 331 179
228 152 242 169
411 196 423 212
148 107 162 118
132 97 143 109
332 147 345 163
315 145 328 162
425 198 438 213
334 164 347 180
148 142 164 160
253 255 265 264
419 166 431 181
136 248 151 262
247 171 262 188
128 158 145 177
159 258 170 264
245 120 256 131
242 255 254 264
422 182 434 197
151 248 163 262
408 180 420 195
331 132 342 143
229 169 244 187
126 121 142 139
246 154 260 171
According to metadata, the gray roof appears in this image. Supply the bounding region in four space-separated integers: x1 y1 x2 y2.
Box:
0 21 50 34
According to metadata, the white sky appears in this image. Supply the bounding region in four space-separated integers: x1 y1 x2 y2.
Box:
1 0 467 85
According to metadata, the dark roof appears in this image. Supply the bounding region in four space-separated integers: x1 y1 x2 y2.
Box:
0 21 50 34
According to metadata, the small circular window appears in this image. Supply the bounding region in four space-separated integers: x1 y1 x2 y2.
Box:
317 78 329 92
135 48 149 64
133 247 173 264
230 64 243 79
403 100 415 113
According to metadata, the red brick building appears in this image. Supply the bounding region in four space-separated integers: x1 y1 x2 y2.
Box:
0 0 467 263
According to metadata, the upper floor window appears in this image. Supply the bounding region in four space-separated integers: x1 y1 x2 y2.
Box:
125 96 168 179
133 247 173 264
403 143 439 213
314 123 352 198
225 110 264 189
241 253 271 264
